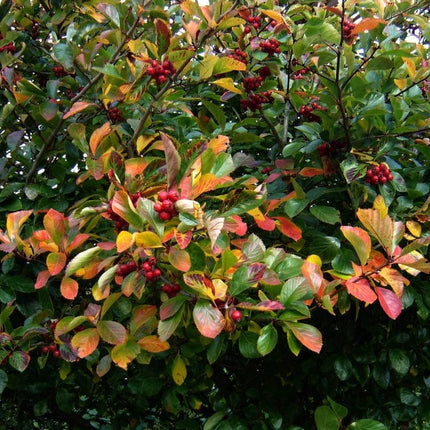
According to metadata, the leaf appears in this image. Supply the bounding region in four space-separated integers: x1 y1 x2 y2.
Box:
347 419 387 430
134 231 163 248
350 18 387 36
138 335 170 353
71 328 100 358
160 296 187 321
161 133 181 190
299 167 325 177
97 320 126 345
206 216 224 252
211 77 242 94
35 270 51 290
314 406 341 430
379 267 407 298
174 230 193 249
341 226 371 266
90 122 111 156
6 210 32 240
155 19 171 55
8 351 30 372
183 272 215 300
193 300 225 339
310 206 341 225
63 101 95 119
345 277 377 303
238 331 260 358
40 101 58 121
286 322 323 353
229 263 266 296
213 56 247 75
130 305 157 334
273 216 302 241
112 191 144 230
237 300 284 312
110 339 140 370
116 230 134 253
96 355 112 377
389 349 410 376
375 287 402 319
168 247 191 272
248 208 275 231
280 277 310 307
43 209 64 247
60 277 79 300
158 307 184 341
257 324 278 356
46 252 67 276
171 354 187 386
66 248 102 278
0 369 7 395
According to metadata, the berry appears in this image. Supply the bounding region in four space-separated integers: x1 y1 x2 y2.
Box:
167 190 179 202
159 211 172 221
147 59 176 85
154 202 163 212
53 66 67 77
158 190 168 202
107 106 123 123
42 345 50 354
259 38 280 56
49 344 57 352
53 350 61 358
231 310 242 321
153 268 161 278
145 271 154 280
365 163 393 186
227 48 247 64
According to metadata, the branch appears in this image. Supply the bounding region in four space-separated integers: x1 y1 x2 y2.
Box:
259 108 282 145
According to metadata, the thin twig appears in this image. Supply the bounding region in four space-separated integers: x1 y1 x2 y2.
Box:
259 108 282 145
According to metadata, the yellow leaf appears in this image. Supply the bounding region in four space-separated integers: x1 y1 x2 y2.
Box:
134 231 162 248
306 254 322 267
116 230 134 253
138 335 170 353
13 91 30 104
136 135 155 154
406 220 421 238
402 57 416 79
373 195 388 218
171 354 187 386
394 78 407 90
212 279 228 300
211 77 242 94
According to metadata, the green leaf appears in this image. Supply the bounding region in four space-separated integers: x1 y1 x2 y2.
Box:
285 198 309 218
257 324 278 356
314 406 340 430
372 363 390 389
97 320 126 345
309 206 341 225
137 198 165 238
158 306 184 341
307 234 341 262
53 43 74 69
347 419 387 430
202 100 226 131
207 333 226 364
280 277 309 307
238 331 261 359
0 368 8 395
327 397 348 420
203 412 226 430
333 356 353 381
8 350 30 372
388 349 410 376
65 247 102 277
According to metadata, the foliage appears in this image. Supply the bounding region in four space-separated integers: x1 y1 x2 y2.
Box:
0 0 430 428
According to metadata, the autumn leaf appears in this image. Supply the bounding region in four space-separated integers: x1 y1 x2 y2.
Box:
193 300 225 338
286 322 323 353
375 287 402 320
345 277 377 303
71 328 100 358
60 277 79 300
138 335 170 353
46 252 67 276
63 101 95 119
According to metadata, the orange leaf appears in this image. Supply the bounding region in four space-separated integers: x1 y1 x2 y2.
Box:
63 101 95 119
43 209 65 247
299 167 325 177
116 231 134 253
301 260 323 294
273 216 302 241
71 328 100 358
66 233 90 254
6 210 32 240
340 226 371 266
130 305 157 335
138 335 170 353
286 322 322 353
125 158 148 176
223 215 247 236
174 230 193 249
46 252 67 276
90 122 111 156
169 247 191 272
345 277 377 303
192 173 231 198
208 135 229 155
375 287 402 320
61 276 79 300
378 267 408 298
350 18 387 36
35 270 50 289
193 300 225 339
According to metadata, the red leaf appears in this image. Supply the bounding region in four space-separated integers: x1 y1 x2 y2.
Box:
174 230 193 249
35 270 50 289
43 209 65 247
345 277 377 303
193 300 225 338
299 167 325 177
60 277 79 300
375 287 402 319
256 214 276 231
273 216 302 241
248 262 266 283
286 322 323 353
66 233 90 254
224 215 247 236
63 101 95 119
46 252 67 276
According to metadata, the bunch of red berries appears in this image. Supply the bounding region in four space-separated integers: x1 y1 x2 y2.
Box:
0 42 17 53
243 76 263 93
162 283 181 298
317 143 336 157
41 343 61 358
258 66 271 79
299 102 326 123
53 66 67 77
107 106 123 123
259 38 280 55
365 163 393 185
116 260 137 278
141 257 161 281
240 91 273 112
261 166 273 174
244 15 261 33
292 68 308 80
228 48 247 64
146 59 176 85
154 190 179 221
342 18 356 42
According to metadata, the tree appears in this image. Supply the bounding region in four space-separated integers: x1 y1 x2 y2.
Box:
0 0 429 428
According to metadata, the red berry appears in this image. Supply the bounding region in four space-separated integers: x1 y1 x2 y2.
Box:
158 191 168 201
42 346 50 354
153 268 161 278
159 211 172 221
379 176 387 184
231 310 242 321
53 350 61 358
167 190 179 201
162 284 171 293
145 271 154 280
173 283 181 292
142 262 152 272
387 173 393 181
49 344 57 352
154 202 163 212
162 199 173 210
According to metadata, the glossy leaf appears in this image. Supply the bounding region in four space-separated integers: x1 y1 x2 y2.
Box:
71 328 100 358
375 287 402 320
112 191 144 230
286 322 323 353
138 335 170 353
8 351 30 372
193 300 225 339
35 270 51 290
158 306 184 341
345 277 377 304
161 133 181 190
341 226 371 266
89 122 111 156
134 231 162 248
257 324 278 356
42 209 64 247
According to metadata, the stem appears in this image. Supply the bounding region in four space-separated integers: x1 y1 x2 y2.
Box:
259 108 282 145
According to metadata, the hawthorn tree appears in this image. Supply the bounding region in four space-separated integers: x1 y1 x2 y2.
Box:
0 0 430 428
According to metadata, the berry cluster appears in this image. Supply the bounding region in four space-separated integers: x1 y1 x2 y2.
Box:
154 190 179 221
228 48 247 64
243 76 263 92
116 260 137 278
240 91 273 112
244 15 261 33
292 68 308 80
317 141 347 157
365 163 393 185
261 166 273 174
147 59 176 85
342 18 356 42
31 22 39 39
107 106 123 123
299 102 326 123
162 283 181 298
141 257 161 281
65 86 83 100
53 66 67 77
0 42 17 53
258 66 271 79
41 343 61 358
259 38 280 56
